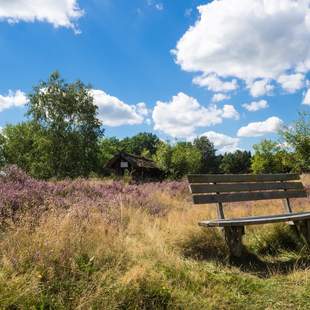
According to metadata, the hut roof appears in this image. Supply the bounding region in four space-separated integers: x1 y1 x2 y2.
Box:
105 152 160 170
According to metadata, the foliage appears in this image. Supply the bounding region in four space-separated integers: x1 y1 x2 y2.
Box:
153 141 174 177
193 136 220 173
251 140 291 174
0 132 5 168
26 71 103 178
121 132 160 157
2 122 54 179
0 72 308 179
281 111 310 172
98 136 121 167
220 150 252 174
170 142 202 179
154 141 202 179
99 133 161 170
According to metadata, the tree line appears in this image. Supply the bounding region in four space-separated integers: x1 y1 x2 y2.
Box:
0 72 309 179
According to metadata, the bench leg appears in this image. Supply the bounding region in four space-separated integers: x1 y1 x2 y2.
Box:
294 220 310 246
223 226 245 258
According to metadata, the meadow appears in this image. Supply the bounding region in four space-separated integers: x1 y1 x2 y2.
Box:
1 166 310 309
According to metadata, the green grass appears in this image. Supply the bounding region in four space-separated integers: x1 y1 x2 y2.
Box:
1 189 310 309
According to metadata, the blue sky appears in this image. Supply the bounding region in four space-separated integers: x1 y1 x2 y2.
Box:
0 0 309 153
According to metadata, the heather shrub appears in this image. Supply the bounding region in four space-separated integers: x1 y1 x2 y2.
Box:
0 167 310 308
0 166 189 225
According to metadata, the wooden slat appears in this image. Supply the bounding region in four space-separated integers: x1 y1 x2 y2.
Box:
188 173 300 184
190 181 304 194
192 190 307 204
199 211 310 227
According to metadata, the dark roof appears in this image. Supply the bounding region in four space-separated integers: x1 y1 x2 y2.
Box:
105 152 160 170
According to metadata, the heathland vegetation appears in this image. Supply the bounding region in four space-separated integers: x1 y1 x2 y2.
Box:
0 72 310 308
0 167 309 308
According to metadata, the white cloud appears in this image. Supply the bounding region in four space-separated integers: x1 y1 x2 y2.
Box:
303 88 310 105
248 80 274 97
193 74 238 92
242 100 269 112
0 0 83 32
136 102 149 116
0 90 28 112
91 90 147 127
152 92 239 138
222 104 240 120
155 3 164 11
200 131 240 153
278 73 305 93
173 0 310 94
212 93 230 102
147 0 164 11
237 116 283 137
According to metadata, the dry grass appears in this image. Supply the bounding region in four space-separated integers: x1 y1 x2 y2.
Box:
0 178 310 309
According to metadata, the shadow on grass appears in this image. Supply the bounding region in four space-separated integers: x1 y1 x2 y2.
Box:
181 226 310 278
229 249 310 278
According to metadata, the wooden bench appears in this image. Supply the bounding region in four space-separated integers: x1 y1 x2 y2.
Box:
188 173 310 257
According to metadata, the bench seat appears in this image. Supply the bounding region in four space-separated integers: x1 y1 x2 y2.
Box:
199 211 310 227
188 173 309 257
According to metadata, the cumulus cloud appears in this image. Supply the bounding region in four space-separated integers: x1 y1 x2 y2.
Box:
212 93 230 102
242 100 269 112
237 116 283 137
0 0 83 32
278 73 305 93
193 74 238 92
173 0 310 95
91 90 147 127
152 92 238 138
222 104 240 120
0 90 28 112
200 131 240 153
303 88 310 105
247 80 274 97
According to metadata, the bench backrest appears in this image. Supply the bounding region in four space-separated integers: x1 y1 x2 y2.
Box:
188 174 307 219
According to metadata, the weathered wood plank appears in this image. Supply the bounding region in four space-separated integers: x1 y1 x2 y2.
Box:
188 173 300 184
224 226 245 257
295 220 310 245
199 211 310 227
190 181 304 194
192 190 307 204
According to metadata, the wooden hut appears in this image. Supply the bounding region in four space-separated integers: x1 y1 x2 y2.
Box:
105 151 163 181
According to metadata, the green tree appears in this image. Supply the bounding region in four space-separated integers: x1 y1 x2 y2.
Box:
153 141 173 177
251 140 291 174
98 137 121 167
154 141 201 179
281 112 310 172
193 136 220 173
220 150 252 174
2 122 53 178
170 142 202 179
0 132 5 168
121 132 160 157
27 71 103 178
